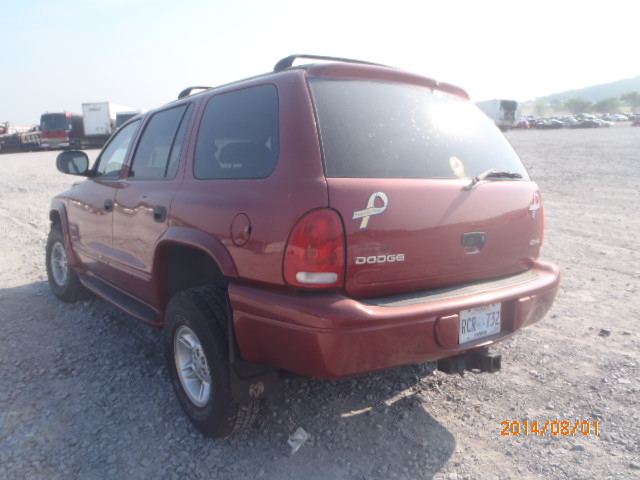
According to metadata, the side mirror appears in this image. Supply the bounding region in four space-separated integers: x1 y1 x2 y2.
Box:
56 151 90 176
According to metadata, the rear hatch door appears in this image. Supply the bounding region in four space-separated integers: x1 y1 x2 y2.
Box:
310 78 544 298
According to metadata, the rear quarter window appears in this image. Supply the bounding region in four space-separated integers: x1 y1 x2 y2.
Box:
194 84 279 179
309 79 529 180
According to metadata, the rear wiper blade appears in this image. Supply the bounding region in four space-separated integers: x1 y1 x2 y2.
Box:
464 168 523 190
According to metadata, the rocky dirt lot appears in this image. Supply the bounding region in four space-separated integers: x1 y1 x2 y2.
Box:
1 125 639 480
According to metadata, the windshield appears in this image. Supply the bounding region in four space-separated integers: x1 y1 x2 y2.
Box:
40 114 69 132
309 79 529 180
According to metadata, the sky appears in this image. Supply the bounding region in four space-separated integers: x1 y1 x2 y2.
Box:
2 0 636 125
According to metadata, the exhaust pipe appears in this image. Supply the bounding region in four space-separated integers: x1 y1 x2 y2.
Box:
437 348 502 375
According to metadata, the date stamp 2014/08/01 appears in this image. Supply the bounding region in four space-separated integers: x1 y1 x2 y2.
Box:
501 420 600 436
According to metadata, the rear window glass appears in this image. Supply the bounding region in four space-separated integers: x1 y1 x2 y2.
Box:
194 84 279 179
309 79 529 180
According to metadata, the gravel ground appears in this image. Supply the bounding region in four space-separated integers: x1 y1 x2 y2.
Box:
1 125 639 479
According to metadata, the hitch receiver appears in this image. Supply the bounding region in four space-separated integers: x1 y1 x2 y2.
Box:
437 348 502 375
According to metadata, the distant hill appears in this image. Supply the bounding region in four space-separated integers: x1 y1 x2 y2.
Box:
533 76 640 103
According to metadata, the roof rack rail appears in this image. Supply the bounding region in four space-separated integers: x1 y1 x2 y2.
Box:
273 54 388 72
177 86 211 100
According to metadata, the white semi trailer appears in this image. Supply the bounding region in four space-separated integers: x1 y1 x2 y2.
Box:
476 99 518 131
82 102 139 146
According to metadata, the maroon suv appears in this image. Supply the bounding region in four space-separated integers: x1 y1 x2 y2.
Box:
47 55 560 438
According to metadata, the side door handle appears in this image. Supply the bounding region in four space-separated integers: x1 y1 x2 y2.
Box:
104 199 114 212
153 205 167 223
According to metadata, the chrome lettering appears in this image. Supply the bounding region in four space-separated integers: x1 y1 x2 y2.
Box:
355 254 405 265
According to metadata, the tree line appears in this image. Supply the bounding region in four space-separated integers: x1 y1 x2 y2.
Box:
533 92 640 116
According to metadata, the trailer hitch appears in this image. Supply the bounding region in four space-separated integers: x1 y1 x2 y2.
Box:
437 348 502 375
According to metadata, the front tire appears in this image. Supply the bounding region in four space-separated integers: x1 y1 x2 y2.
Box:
46 226 90 302
163 286 260 438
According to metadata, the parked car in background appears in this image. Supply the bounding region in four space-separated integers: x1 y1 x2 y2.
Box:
597 119 615 127
561 117 579 128
513 118 530 129
536 119 564 129
609 114 629 121
573 119 600 128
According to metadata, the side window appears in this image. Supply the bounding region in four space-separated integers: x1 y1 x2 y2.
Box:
194 84 279 179
129 104 192 180
94 120 140 178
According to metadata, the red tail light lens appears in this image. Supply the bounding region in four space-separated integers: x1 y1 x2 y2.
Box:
284 209 345 288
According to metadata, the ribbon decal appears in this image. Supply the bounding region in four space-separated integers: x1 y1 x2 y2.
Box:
352 192 389 230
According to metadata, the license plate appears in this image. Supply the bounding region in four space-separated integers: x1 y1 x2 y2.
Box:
459 303 502 344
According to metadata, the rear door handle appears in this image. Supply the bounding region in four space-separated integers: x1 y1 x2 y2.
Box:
153 205 167 223
104 199 114 212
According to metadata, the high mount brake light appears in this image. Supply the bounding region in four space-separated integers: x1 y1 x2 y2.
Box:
284 209 345 288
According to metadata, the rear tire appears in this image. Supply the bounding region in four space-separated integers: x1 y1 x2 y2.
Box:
163 285 260 438
46 226 90 302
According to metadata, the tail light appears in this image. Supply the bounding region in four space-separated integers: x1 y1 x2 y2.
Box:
284 209 345 288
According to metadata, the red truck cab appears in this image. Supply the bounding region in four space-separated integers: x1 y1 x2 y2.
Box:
40 112 84 150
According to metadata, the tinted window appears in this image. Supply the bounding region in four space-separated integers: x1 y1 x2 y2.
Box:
94 120 140 178
194 85 279 179
40 113 69 132
129 104 192 180
310 80 529 180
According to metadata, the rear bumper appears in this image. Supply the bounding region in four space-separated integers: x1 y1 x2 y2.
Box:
230 261 560 378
